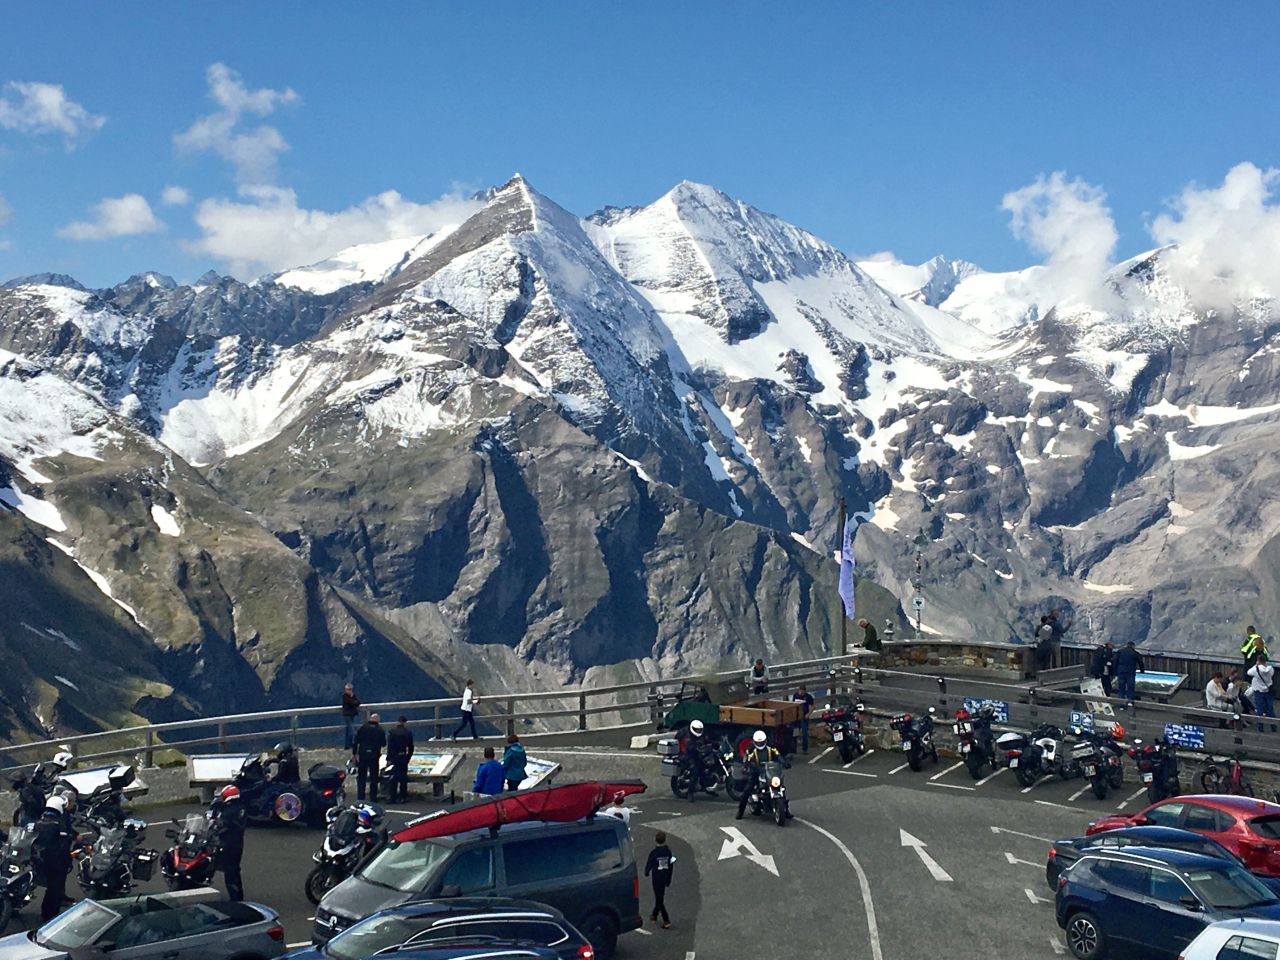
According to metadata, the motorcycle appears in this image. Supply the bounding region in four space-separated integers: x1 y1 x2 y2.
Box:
997 722 1063 788
233 753 345 826
159 813 218 891
75 818 156 898
67 764 134 829
7 762 64 827
0 826 36 935
305 804 384 904
745 760 790 827
890 707 939 772
1131 736 1180 803
954 704 998 780
670 740 723 801
823 699 866 764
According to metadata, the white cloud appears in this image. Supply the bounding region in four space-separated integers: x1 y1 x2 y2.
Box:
189 185 484 277
0 81 105 144
174 63 299 186
1001 171 1119 310
58 194 165 241
1150 162 1280 308
160 185 191 207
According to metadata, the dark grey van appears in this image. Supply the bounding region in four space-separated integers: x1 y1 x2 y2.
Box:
312 818 640 960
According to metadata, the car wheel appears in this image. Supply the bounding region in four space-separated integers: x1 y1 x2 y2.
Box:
1066 910 1107 959
579 912 618 960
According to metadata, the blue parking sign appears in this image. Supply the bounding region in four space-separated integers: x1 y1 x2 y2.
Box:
1163 723 1205 749
1069 711 1095 732
962 698 1009 723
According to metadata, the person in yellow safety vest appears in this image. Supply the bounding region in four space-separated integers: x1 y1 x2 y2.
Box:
1243 626 1268 673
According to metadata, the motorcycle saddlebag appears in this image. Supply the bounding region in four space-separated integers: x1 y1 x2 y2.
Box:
995 732 1025 750
659 758 680 777
656 738 682 757
309 763 344 787
132 849 158 882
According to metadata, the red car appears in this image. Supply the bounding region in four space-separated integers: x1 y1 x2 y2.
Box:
1087 795 1280 875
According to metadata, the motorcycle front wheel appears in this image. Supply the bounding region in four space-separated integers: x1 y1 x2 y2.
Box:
774 800 786 827
1091 776 1109 800
670 774 692 800
305 865 341 905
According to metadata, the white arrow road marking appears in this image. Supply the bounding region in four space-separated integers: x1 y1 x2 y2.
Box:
1049 936 1066 954
1005 851 1041 868
991 826 1053 843
822 768 879 779
808 746 834 765
930 761 964 781
718 826 779 876
899 829 953 882
889 762 910 774
844 748 875 769
1117 787 1147 809
796 817 883 960
1024 887 1053 904
976 766 1007 787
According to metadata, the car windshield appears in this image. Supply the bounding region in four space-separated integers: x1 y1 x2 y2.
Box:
1186 866 1278 908
325 914 439 960
36 900 121 949
356 839 452 892
1249 816 1280 839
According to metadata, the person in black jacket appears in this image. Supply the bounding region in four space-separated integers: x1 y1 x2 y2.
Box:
1089 641 1115 696
386 716 414 803
32 796 72 922
644 831 675 928
353 713 387 802
341 683 361 750
211 785 247 901
1114 642 1144 703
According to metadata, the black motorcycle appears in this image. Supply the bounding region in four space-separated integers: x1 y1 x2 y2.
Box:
954 704 998 779
8 763 62 827
75 818 156 898
823 699 866 764
997 722 1063 788
0 826 36 934
69 764 134 829
159 812 218 891
745 760 790 827
1131 737 1180 803
671 739 724 801
305 804 384 904
891 708 939 772
233 753 345 826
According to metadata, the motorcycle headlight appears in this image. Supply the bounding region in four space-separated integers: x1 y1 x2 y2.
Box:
770 776 782 789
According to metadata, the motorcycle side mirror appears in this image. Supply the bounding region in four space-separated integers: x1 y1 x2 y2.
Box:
1179 895 1202 912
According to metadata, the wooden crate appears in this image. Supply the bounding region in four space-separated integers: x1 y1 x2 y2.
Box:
719 700 804 727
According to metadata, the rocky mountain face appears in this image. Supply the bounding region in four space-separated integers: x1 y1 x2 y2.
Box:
3 174 1277 741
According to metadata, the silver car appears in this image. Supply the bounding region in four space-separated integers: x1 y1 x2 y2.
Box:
0 889 286 960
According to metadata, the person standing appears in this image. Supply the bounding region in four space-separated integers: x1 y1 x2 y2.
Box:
1048 609 1072 667
1248 654 1277 732
471 747 505 796
210 784 246 902
1243 626 1268 675
791 685 815 753
1114 641 1144 703
750 659 769 695
604 791 631 827
341 683 361 751
502 734 527 791
857 618 881 651
451 679 479 741
353 713 387 802
1034 616 1055 672
386 716 414 803
1089 641 1116 697
32 796 72 922
1229 669 1255 717
644 831 674 929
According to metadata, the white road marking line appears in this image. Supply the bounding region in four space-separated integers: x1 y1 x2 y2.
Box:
1020 776 1047 794
287 943 310 949
847 748 876 768
1116 787 1147 810
796 817 883 960
976 766 1007 787
1049 936 1067 955
930 761 965 781
822 768 879 779
991 826 1053 843
900 829 953 882
889 762 910 774
635 928 652 936
1034 799 1082 812
657 811 685 816
809 746 835 765
1024 887 1053 904
927 781 975 791
1068 785 1091 802
1005 851 1041 868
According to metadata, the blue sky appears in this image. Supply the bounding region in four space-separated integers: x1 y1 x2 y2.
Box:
1 2 1277 287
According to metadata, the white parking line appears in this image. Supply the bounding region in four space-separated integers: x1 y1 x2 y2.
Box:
1034 799 1082 812
1068 785 1091 802
686 953 696 960
796 817 884 960
1049 936 1066 954
930 761 964 781
889 762 910 774
1116 787 1147 810
927 781 975 792
844 748 876 769
822 768 879 779
990 826 1052 843
1005 851 1041 868
635 928 652 936
808 746 834 765
1020 777 1047 794
1024 887 1052 904
975 767 1007 787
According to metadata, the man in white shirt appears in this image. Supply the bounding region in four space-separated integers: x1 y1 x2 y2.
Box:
451 679 479 740
1247 655 1277 733
604 791 631 827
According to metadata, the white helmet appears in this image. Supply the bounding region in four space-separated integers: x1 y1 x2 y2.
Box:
52 751 73 770
45 795 67 815
752 730 767 747
689 720 705 737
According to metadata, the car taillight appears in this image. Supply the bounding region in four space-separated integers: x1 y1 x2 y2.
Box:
577 947 595 959
322 788 334 796
1049 846 1057 860
633 876 639 900
337 772 346 781
266 925 285 942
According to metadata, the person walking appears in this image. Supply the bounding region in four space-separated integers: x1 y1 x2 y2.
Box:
792 685 814 753
750 658 769 695
857 618 881 651
353 712 387 802
451 680 479 741
471 747 505 796
1089 641 1116 697
32 795 72 922
1248 654 1277 732
341 683 361 751
210 784 246 902
1114 641 1144 704
1243 626 1268 675
386 716 414 803
502 734 527 791
644 831 675 929
604 791 631 827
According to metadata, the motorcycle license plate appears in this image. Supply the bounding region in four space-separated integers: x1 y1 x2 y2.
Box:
960 743 971 753
902 742 912 751
1084 765 1097 777
1009 758 1019 768
1142 773 1153 783
832 731 844 741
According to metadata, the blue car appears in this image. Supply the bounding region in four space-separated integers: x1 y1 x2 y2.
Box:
1055 846 1280 959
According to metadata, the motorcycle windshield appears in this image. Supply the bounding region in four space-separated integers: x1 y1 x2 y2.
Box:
760 761 785 782
180 814 210 844
330 809 359 842
2 826 33 860
93 829 127 864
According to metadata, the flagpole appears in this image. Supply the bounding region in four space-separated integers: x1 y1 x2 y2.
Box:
838 496 847 657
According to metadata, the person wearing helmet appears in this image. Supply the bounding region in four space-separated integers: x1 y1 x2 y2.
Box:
681 721 710 804
736 730 781 820
386 716 415 803
32 796 72 921
210 784 247 901
51 751 74 772
265 742 300 784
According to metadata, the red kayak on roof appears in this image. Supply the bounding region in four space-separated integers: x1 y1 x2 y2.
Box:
392 780 647 843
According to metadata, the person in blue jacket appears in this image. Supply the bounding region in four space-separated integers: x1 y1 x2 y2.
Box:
472 746 505 796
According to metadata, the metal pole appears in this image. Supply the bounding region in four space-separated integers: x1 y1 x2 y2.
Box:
578 693 588 732
506 698 515 739
144 729 154 769
838 497 848 657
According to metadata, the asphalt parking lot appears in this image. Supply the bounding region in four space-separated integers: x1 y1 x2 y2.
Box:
5 744 1174 959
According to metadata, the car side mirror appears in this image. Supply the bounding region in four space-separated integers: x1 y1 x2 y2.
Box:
1179 895 1201 912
